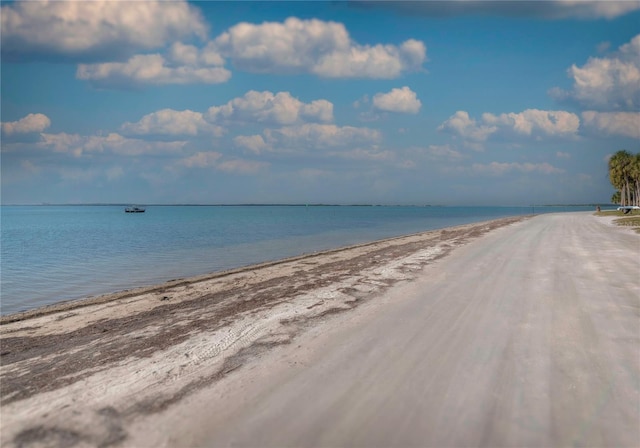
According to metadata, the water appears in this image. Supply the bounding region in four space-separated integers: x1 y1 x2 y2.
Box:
1 205 595 315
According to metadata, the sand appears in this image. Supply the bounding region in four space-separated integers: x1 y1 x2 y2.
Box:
1 213 638 447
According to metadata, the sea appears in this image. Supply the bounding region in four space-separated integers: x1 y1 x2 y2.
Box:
1 205 597 315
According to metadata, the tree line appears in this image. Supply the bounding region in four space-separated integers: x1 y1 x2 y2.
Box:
608 150 640 206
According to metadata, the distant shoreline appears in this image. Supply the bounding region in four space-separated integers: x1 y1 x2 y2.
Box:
1 203 615 207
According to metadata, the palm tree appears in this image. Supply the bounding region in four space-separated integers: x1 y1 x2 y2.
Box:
608 150 631 206
611 191 621 204
631 153 640 207
609 150 640 207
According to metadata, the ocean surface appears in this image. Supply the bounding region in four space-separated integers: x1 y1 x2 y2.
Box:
1 205 596 315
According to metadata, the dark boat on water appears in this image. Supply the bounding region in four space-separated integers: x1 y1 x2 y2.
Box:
125 206 145 213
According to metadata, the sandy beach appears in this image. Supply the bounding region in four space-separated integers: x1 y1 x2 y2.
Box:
1 213 638 447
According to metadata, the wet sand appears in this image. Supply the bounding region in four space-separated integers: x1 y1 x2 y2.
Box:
2 213 639 447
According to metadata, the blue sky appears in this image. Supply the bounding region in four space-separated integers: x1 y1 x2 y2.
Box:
2 1 639 205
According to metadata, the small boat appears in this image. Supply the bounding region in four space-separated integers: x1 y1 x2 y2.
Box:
125 206 145 213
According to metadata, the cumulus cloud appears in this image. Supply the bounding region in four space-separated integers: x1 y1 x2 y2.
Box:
438 111 497 142
266 124 382 149
213 17 426 78
372 87 422 114
439 109 580 143
121 109 224 137
472 162 565 176
1 113 51 134
121 91 334 144
581 111 640 139
77 43 231 89
234 135 270 154
235 123 381 154
208 91 334 125
551 34 640 110
354 1 640 20
39 132 186 157
482 109 580 136
1 0 207 61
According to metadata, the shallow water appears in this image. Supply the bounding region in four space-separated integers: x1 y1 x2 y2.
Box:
1 205 595 314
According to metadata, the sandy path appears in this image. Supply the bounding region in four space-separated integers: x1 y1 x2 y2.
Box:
128 212 640 447
1 217 522 447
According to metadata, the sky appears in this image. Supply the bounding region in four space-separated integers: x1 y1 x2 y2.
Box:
1 0 639 206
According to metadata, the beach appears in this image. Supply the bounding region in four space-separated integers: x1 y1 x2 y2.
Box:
1 212 638 447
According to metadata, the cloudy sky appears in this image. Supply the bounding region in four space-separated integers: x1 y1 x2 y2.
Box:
2 1 639 205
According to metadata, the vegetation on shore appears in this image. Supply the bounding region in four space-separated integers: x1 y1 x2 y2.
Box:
608 150 640 206
595 209 640 233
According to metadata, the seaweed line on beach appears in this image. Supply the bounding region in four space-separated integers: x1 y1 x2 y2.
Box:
1 217 525 448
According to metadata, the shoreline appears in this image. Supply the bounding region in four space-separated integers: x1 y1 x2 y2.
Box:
1 216 526 447
168 211 638 448
3 212 637 447
0 215 527 324
2 205 598 318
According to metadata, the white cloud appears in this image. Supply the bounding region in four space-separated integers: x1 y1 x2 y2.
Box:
178 151 223 168
482 109 580 136
567 1 640 19
438 111 497 142
174 152 267 174
234 135 270 154
372 87 422 114
581 111 640 139
122 91 334 143
355 1 640 20
439 109 580 144
39 132 88 156
121 109 224 137
266 124 382 149
169 42 225 67
302 99 335 123
1 113 51 134
556 151 571 159
39 132 186 157
331 147 395 162
552 34 640 110
234 124 381 154
425 144 464 161
77 47 231 88
208 91 333 125
1 0 207 61
472 162 565 176
213 17 426 79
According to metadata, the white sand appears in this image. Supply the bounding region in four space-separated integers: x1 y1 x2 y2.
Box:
2 213 638 447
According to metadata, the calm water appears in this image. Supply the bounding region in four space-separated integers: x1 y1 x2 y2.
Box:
1 205 594 315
